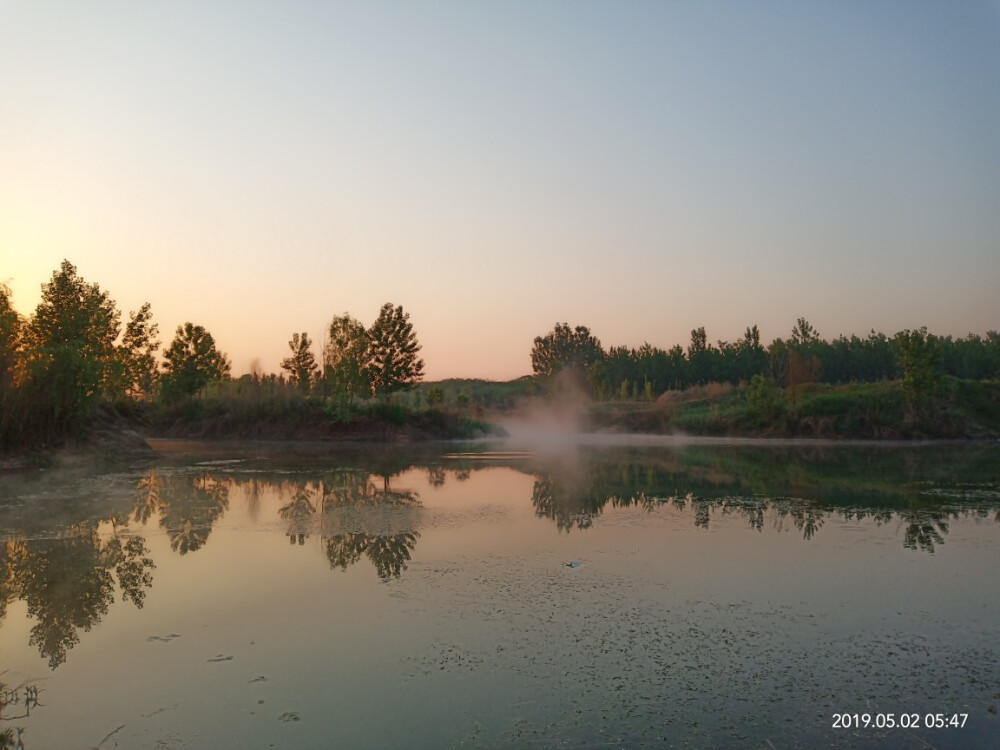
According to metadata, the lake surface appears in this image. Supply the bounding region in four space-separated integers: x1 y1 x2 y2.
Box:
1 438 998 749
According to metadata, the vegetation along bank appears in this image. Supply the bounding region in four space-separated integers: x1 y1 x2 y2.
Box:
1 261 997 455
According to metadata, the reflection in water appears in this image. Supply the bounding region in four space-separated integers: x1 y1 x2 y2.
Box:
0 465 427 670
271 475 423 577
0 523 153 668
1 684 35 749
531 473 989 553
525 445 1000 553
319 470 422 580
902 512 947 553
279 485 316 545
1 680 41 748
324 532 419 580
1 443 998 674
134 471 230 554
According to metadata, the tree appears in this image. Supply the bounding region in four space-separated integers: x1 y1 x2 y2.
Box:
733 325 767 383
894 327 942 406
0 284 24 445
687 327 718 385
280 332 317 393
0 283 22 391
366 303 424 399
786 350 822 399
767 338 790 387
746 374 785 421
790 317 820 347
160 323 231 402
25 260 121 434
117 303 160 401
323 314 370 403
530 322 604 377
426 386 444 406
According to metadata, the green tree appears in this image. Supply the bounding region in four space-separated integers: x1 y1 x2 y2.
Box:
530 322 604 377
687 327 718 385
734 325 767 382
160 323 231 402
280 332 318 393
0 284 24 445
0 283 22 391
323 313 370 403
790 317 820 347
116 303 160 401
767 338 790 387
366 303 424 399
25 260 121 435
746 373 786 422
894 327 942 406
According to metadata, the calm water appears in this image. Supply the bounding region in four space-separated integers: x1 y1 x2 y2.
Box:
1 438 998 749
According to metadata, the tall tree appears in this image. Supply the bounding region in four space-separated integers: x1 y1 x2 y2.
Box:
280 332 318 393
0 283 22 391
735 325 767 383
117 303 160 401
25 260 121 434
160 323 231 402
687 327 718 385
0 284 24 446
323 314 370 402
530 322 604 377
366 303 424 399
894 327 942 406
790 317 820 347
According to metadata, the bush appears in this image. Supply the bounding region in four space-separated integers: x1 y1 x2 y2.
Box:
746 375 786 421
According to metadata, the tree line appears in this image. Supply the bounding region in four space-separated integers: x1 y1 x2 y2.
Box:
531 319 1000 401
0 260 424 447
279 303 424 403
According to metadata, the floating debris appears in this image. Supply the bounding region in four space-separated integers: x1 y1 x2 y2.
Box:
146 633 180 643
565 561 583 568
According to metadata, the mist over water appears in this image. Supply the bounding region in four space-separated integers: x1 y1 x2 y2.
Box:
493 368 936 454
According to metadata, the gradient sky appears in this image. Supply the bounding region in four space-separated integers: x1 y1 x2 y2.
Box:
2 2 998 380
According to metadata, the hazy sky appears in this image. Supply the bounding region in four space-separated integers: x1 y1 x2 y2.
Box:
2 2 998 380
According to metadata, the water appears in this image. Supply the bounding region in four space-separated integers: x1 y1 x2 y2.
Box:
1 439 998 749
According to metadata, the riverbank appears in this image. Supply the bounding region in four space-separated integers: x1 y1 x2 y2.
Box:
0 405 157 472
146 399 503 442
4 378 996 473
586 377 1000 439
0 401 500 471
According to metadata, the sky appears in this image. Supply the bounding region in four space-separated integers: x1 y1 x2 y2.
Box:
1 1 998 381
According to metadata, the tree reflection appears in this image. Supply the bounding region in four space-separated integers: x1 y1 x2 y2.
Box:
105 533 155 607
133 466 429 579
0 540 15 627
901 512 948 553
324 531 419 580
531 476 602 532
133 470 230 555
426 467 446 487
319 469 422 579
5 522 153 669
279 484 317 545
324 532 366 569
525 450 999 553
